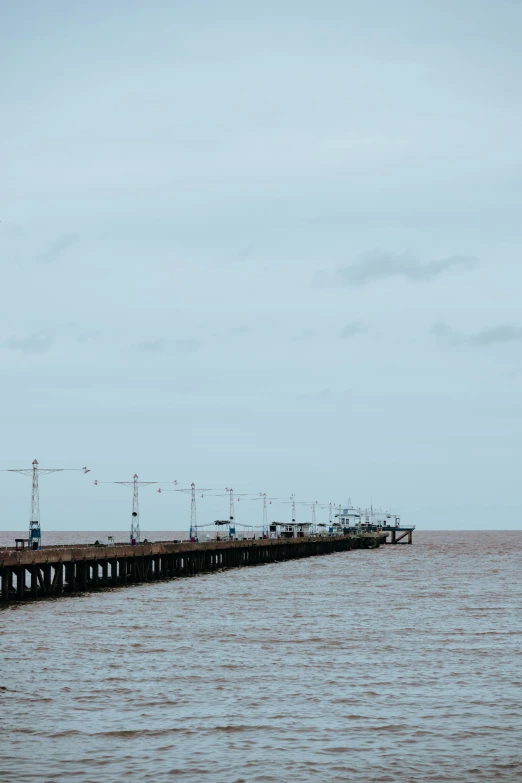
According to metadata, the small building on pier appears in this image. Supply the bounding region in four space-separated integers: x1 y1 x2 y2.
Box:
335 507 362 533
279 522 312 539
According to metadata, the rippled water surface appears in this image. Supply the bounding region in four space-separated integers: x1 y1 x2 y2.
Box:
1 531 521 782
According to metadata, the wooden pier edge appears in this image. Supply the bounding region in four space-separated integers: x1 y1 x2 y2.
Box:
0 533 386 604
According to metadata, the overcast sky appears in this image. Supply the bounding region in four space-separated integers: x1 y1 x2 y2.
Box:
1 0 521 532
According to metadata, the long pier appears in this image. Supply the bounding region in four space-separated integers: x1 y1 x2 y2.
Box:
0 533 385 604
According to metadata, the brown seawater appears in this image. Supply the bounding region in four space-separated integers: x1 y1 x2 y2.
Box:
1 531 521 783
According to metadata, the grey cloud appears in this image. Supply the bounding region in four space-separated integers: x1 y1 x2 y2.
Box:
40 233 78 264
341 321 367 338
8 331 54 353
433 322 522 346
175 339 201 354
231 325 254 336
296 387 332 401
78 331 103 344
136 339 201 354
137 339 165 353
315 252 476 288
292 329 316 342
218 243 257 265
2 222 26 237
469 325 522 346
432 322 460 344
232 244 256 263
316 387 331 399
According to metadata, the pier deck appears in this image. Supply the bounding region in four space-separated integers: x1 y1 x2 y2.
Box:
0 533 385 604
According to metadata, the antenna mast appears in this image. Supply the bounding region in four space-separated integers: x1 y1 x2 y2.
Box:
6 460 90 550
158 482 215 542
96 474 158 545
31 461 40 546
229 488 234 524
221 488 237 538
249 493 279 537
131 474 140 544
190 483 197 541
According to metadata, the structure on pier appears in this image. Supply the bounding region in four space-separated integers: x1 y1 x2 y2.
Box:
380 523 415 545
95 474 158 545
3 461 90 550
335 506 415 544
279 522 313 539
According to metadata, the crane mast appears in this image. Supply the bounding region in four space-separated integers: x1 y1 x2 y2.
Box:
131 474 140 544
95 474 158 545
190 483 197 541
5 460 89 550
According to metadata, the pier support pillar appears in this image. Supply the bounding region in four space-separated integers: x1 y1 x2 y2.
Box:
77 561 88 591
56 563 64 594
31 566 38 598
16 567 25 599
1 568 11 602
65 562 75 592
43 564 51 595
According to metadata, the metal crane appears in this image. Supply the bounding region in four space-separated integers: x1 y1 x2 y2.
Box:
4 460 90 550
95 474 158 545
